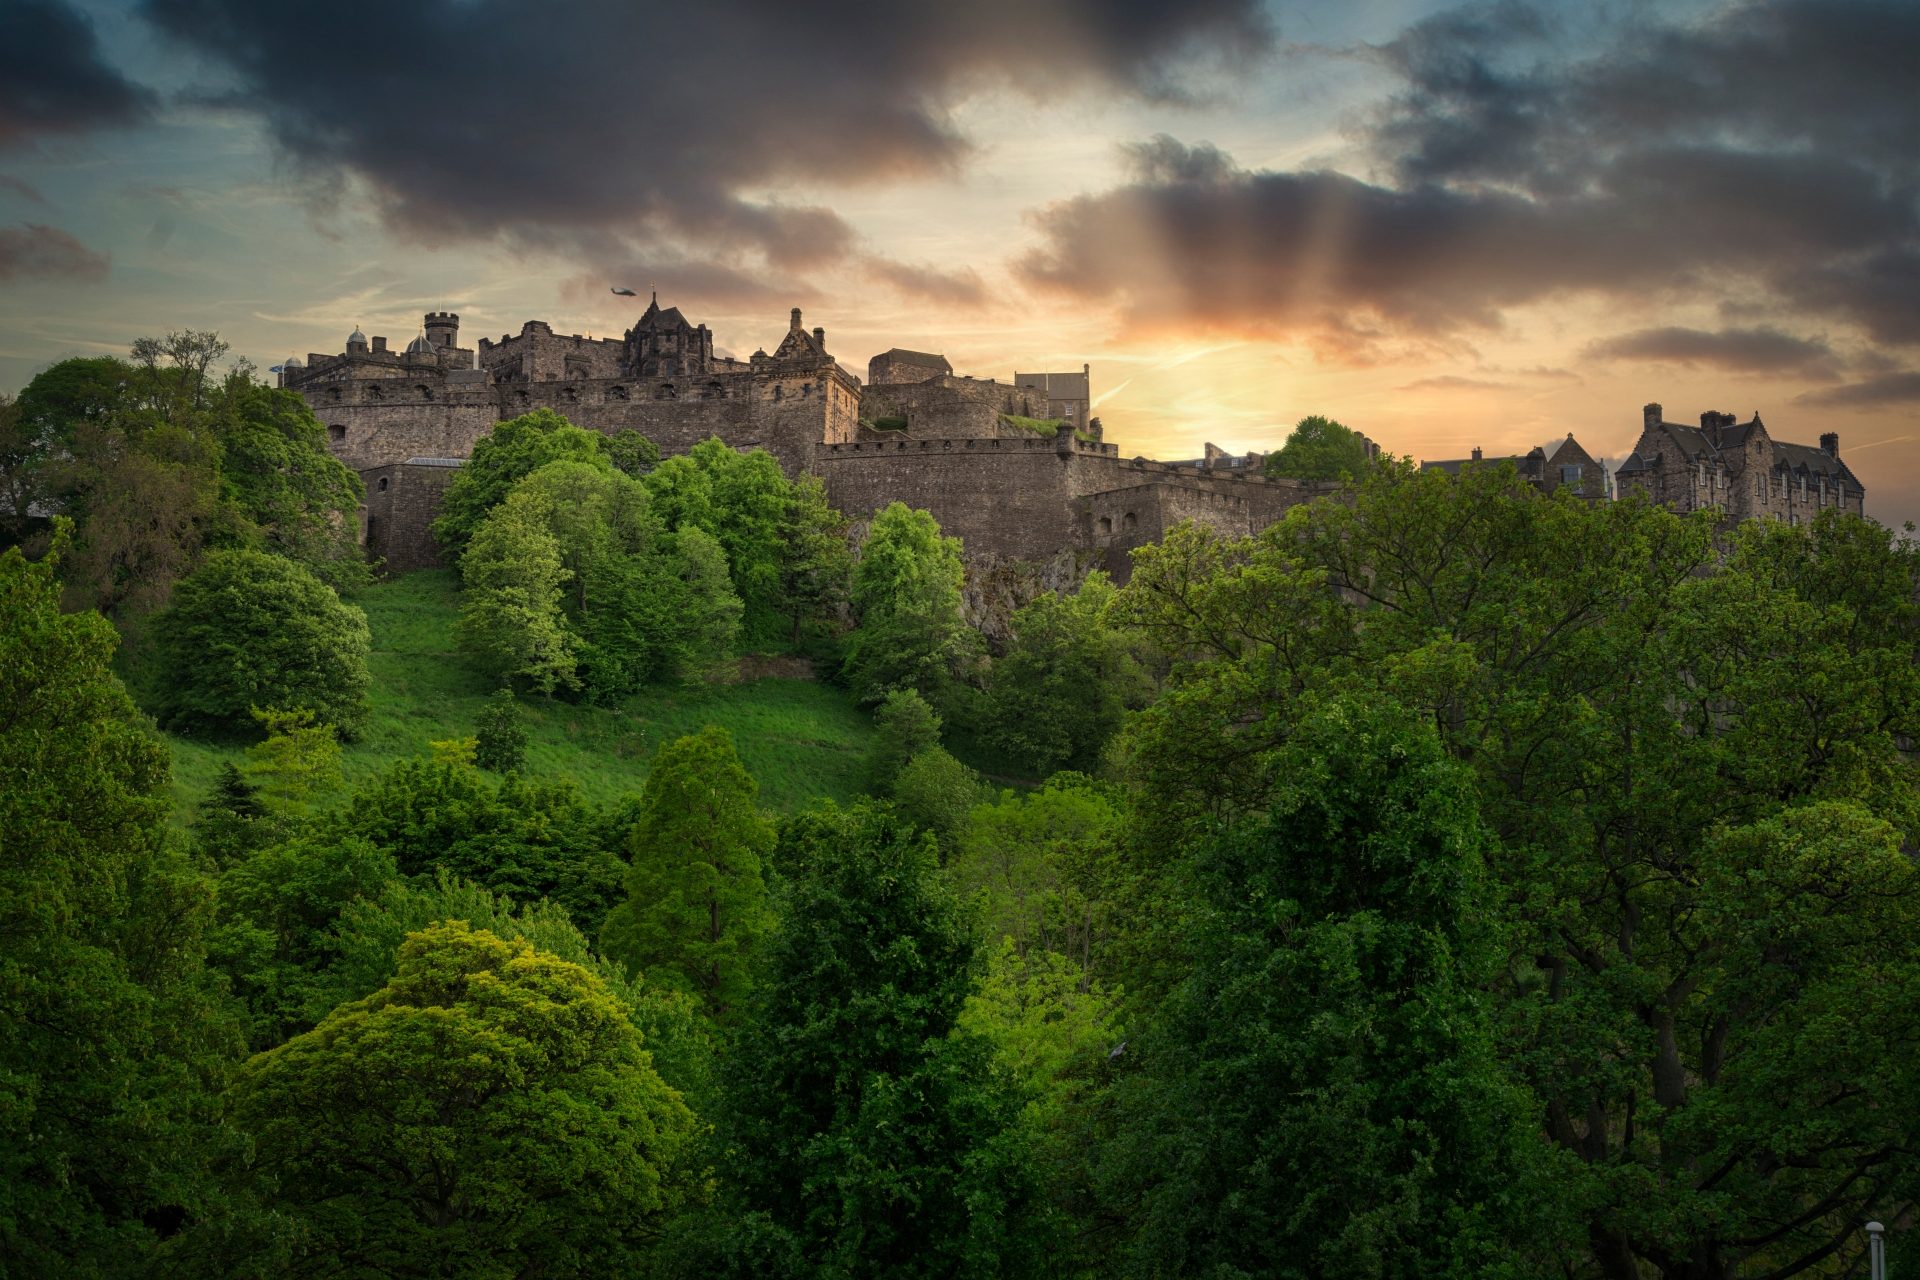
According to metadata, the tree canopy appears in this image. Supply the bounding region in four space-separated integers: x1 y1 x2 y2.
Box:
1261 413 1373 482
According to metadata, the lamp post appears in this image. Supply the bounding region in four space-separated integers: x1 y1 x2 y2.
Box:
1867 1221 1885 1280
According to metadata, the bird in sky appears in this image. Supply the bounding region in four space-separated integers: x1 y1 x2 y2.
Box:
610 287 637 296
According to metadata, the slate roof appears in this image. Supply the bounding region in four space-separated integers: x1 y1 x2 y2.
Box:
1631 414 1863 496
404 456 465 467
1015 370 1091 399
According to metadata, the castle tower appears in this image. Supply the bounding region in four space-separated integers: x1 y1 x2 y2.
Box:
424 311 459 350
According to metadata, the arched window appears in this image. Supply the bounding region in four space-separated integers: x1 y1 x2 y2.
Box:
1098 516 1112 535
377 476 389 492
1122 512 1137 531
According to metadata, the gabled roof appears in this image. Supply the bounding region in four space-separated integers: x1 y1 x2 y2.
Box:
633 297 694 332
1772 440 1864 492
1015 370 1090 399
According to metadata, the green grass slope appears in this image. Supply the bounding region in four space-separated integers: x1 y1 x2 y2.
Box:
163 570 876 822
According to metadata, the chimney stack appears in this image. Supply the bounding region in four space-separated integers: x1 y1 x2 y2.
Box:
1471 446 1483 462
1820 431 1839 457
790 307 802 332
1644 402 1663 431
813 326 825 349
371 335 388 354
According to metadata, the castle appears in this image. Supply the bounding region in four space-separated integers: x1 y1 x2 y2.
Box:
281 302 1336 578
1613 404 1864 522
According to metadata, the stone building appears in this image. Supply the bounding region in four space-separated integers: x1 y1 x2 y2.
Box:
1014 366 1091 428
291 301 1325 580
1420 434 1609 501
1614 404 1864 523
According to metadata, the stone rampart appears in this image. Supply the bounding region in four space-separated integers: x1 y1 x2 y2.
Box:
361 459 462 572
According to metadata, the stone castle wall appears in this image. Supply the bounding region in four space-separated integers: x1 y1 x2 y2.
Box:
858 374 1049 438
361 459 462 572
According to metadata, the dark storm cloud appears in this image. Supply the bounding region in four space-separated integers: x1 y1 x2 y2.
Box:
0 0 155 148
1796 373 1920 409
0 223 109 281
138 0 1271 267
1584 327 1840 379
1019 0 1920 359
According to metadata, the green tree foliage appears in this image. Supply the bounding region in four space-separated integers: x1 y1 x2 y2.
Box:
1116 463 1920 1277
244 706 345 810
953 773 1126 980
150 549 371 734
843 500 973 704
192 761 276 867
984 573 1142 776
456 484 580 694
211 383 366 588
0 536 239 1272
601 727 774 1016
345 755 625 926
603 427 662 478
711 801 1044 1276
473 687 528 772
431 408 612 563
233 922 696 1277
1261 412 1373 482
778 472 855 646
864 686 944 793
889 744 983 860
1121 696 1556 1278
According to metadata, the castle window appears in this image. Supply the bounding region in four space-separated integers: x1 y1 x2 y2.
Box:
773 385 783 402
1561 464 1582 486
656 383 676 400
377 476 389 492
1099 516 1112 535
328 424 346 443
609 385 630 401
417 385 432 401
366 384 384 401
1122 512 1137 532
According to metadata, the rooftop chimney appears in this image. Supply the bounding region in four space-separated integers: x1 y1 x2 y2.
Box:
1471 446 1483 461
813 326 825 349
371 336 388 354
1644 403 1663 431
1820 431 1839 457
790 307 802 332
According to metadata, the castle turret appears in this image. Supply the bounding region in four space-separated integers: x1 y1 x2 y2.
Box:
424 311 459 350
346 326 368 355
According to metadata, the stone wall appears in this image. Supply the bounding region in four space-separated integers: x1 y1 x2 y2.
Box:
360 459 462 572
857 374 1048 438
817 435 1082 561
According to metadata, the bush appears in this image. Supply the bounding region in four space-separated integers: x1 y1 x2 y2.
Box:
151 549 370 734
474 688 528 772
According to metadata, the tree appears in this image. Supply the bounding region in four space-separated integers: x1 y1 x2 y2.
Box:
232 922 695 1277
864 687 943 794
889 744 983 861
151 548 371 734
210 383 366 588
1261 413 1372 481
1114 462 1920 1277
602 428 661 478
474 687 528 772
600 727 774 1016
456 486 579 694
709 801 1044 1276
777 472 854 646
843 501 973 705
644 438 797 649
1119 696 1558 1278
245 706 345 810
0 532 239 1273
431 409 611 563
984 573 1142 776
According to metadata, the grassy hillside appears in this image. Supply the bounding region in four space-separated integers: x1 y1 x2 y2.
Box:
162 570 877 822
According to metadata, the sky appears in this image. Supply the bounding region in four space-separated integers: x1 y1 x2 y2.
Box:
3 0 1917 525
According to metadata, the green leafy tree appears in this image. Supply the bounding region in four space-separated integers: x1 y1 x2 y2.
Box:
602 427 661 478
192 760 277 866
0 533 239 1273
645 438 794 649
457 485 579 694
1261 413 1372 481
233 922 696 1277
1115 463 1920 1277
843 501 973 704
890 744 983 861
778 472 854 646
474 687 529 772
601 727 774 1016
864 686 944 794
245 706 345 810
1120 696 1558 1278
210 383 366 587
709 801 1044 1276
345 755 624 925
431 408 610 563
151 548 371 734
985 573 1142 775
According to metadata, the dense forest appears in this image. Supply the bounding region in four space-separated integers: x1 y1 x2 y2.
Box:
4 337 1918 1278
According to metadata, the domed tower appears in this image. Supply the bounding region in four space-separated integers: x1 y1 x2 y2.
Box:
346 326 368 355
424 311 458 350
277 354 304 388
404 332 437 364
